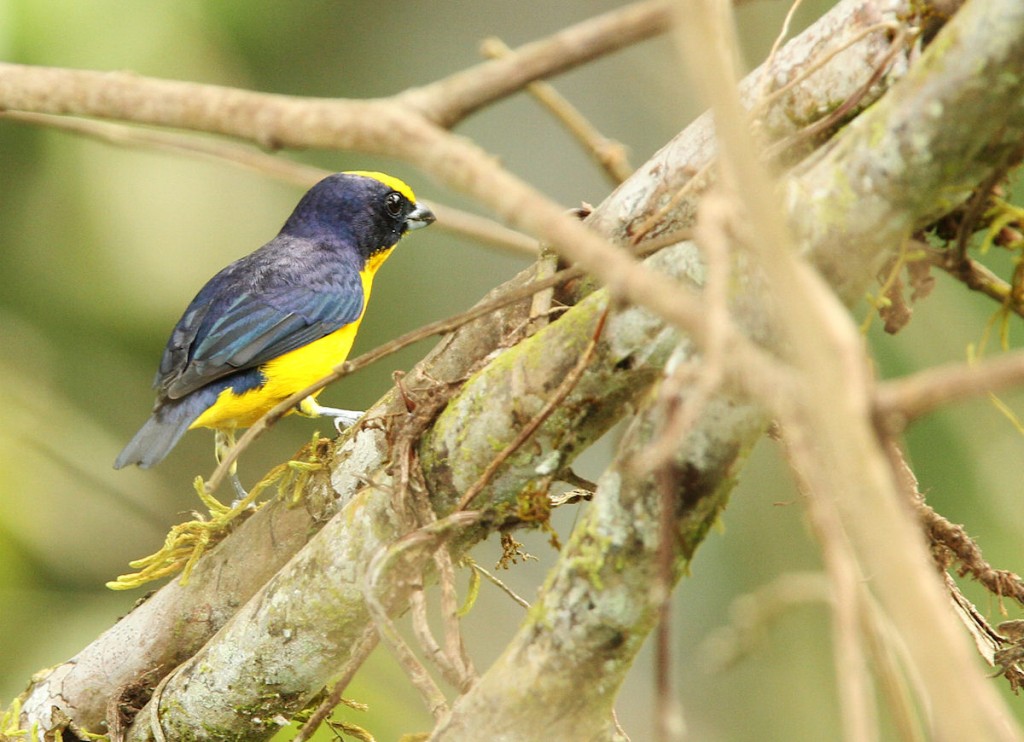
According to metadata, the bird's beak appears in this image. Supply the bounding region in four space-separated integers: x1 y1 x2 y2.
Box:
405 202 436 231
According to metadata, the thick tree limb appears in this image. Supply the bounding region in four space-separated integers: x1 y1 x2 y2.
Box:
430 379 765 741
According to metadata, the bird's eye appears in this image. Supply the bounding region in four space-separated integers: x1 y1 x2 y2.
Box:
384 192 404 218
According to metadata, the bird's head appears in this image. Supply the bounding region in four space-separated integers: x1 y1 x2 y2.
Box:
281 171 435 262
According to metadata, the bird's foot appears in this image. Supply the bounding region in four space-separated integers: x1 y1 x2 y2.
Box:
298 396 363 433
229 472 253 508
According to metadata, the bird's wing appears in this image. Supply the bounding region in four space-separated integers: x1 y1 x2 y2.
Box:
156 268 365 400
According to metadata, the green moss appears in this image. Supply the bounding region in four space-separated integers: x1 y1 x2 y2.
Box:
567 532 613 591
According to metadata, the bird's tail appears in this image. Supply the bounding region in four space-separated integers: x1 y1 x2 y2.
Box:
114 395 209 470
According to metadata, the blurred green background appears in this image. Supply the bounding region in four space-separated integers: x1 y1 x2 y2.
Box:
2 1 1023 739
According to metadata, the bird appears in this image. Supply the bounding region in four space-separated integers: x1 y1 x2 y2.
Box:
114 171 435 493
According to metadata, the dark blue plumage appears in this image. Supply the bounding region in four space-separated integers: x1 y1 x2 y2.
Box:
156 248 366 401
115 171 434 471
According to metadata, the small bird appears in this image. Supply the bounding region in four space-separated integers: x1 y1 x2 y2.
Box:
114 171 434 489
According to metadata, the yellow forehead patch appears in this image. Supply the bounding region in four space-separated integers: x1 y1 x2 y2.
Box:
344 170 417 203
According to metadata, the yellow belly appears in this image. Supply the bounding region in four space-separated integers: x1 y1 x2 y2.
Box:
189 255 388 430
189 320 363 429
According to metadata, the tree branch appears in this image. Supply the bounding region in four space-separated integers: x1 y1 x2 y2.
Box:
0 1 672 147
400 0 674 128
876 350 1024 430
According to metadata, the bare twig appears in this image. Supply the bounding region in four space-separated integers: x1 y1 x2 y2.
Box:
469 561 531 609
921 240 1024 320
481 37 633 184
402 1 674 127
435 547 476 690
766 0 807 63
362 513 483 721
409 587 473 693
874 349 1024 430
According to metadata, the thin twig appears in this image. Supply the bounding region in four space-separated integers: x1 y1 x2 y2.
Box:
921 241 1024 320
526 247 561 336
145 670 174 742
469 562 531 609
481 37 633 184
767 0 807 64
784 425 880 742
435 547 476 689
401 0 674 127
874 349 1024 431
405 550 476 693
428 201 539 256
856 595 927 742
0 109 326 184
765 24 909 163
635 192 734 471
362 513 482 721
409 588 464 690
654 465 683 742
956 166 1008 262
